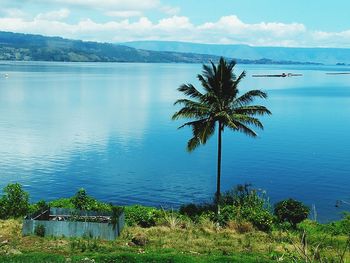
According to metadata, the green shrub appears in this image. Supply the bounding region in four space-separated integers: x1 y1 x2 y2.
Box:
299 213 350 236
72 188 90 210
274 199 309 228
218 185 274 231
179 184 274 232
30 200 49 214
0 183 30 219
124 205 162 227
34 224 45 237
0 198 5 219
49 190 112 212
247 209 274 232
323 213 350 235
179 203 215 221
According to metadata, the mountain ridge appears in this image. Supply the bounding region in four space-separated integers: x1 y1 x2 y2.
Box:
123 41 350 65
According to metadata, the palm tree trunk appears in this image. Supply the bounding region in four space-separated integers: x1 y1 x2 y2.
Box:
216 121 222 203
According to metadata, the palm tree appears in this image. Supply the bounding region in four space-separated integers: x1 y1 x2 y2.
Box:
172 57 271 202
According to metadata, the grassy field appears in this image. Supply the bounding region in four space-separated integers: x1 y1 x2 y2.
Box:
0 219 349 262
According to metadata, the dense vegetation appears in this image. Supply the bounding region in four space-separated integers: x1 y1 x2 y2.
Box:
0 31 224 63
0 183 349 262
0 31 322 64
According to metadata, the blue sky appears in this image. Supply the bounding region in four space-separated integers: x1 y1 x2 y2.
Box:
0 0 349 47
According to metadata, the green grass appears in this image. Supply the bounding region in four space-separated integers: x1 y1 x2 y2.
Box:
1 215 349 262
0 252 274 263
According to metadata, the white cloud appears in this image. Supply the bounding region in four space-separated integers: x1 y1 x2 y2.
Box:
36 8 70 21
160 5 180 16
105 10 143 18
2 8 27 18
156 16 192 30
40 0 160 11
312 30 350 47
0 10 349 47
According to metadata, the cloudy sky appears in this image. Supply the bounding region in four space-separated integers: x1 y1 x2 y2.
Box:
1 0 350 47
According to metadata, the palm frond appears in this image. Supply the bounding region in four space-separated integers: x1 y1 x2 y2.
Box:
172 57 271 151
180 118 216 151
232 121 259 137
235 90 268 106
172 107 208 120
177 118 209 129
187 137 200 152
232 114 264 129
234 105 272 116
178 84 204 100
232 71 246 89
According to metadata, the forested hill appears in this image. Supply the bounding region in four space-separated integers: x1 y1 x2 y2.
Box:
0 31 225 63
0 31 320 64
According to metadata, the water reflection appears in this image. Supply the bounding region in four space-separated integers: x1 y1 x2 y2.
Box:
0 62 349 222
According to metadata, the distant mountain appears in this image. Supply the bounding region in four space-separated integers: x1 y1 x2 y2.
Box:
123 41 350 65
0 31 224 63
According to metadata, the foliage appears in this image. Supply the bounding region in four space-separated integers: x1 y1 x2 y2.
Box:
216 185 274 231
29 200 49 215
0 31 226 64
0 252 276 263
72 189 90 210
321 213 350 235
49 198 75 209
180 185 274 231
299 214 350 236
34 224 45 237
172 58 271 200
0 183 30 219
49 190 112 212
172 58 271 151
1 211 350 262
111 206 124 230
70 238 101 253
179 203 215 221
124 205 162 227
274 198 309 227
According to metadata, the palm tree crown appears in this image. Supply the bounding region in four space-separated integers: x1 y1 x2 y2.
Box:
172 57 271 199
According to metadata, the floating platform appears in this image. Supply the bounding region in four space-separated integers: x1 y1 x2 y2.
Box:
252 73 303 78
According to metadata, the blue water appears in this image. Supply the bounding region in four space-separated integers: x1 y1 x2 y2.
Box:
0 61 349 222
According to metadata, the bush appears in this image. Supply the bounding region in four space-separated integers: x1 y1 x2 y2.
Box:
179 184 274 232
218 185 274 231
299 213 350 236
0 198 5 219
247 209 274 232
30 200 49 214
274 198 309 228
49 189 112 212
34 224 46 237
0 183 30 219
179 203 215 221
72 189 90 210
131 233 149 246
124 205 162 227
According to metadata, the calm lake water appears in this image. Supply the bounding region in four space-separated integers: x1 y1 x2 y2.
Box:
0 61 349 222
